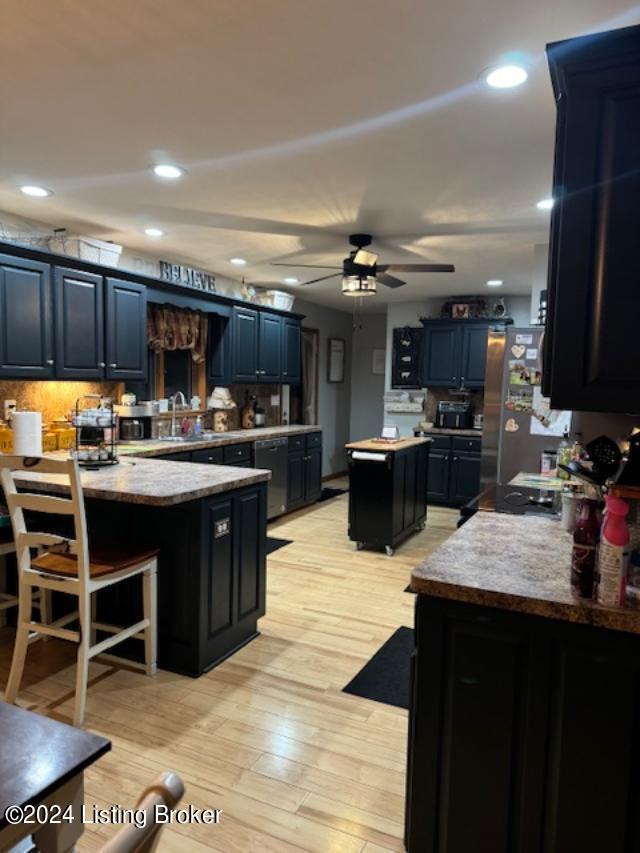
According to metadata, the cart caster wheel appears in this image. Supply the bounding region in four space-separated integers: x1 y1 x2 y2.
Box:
356 542 365 551
385 545 394 557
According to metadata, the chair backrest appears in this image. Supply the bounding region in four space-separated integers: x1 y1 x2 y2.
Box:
100 771 185 853
0 455 90 584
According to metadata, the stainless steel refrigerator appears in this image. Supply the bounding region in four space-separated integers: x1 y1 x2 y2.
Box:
481 326 572 513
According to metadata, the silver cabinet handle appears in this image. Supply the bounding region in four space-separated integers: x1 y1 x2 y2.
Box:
98 361 106 368
109 363 117 368
283 371 288 375
46 359 54 365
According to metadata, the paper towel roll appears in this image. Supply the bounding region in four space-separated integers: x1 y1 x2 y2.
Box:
12 412 43 456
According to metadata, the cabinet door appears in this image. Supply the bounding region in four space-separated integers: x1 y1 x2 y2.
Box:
449 452 481 505
0 254 54 378
281 318 301 384
105 278 147 380
200 496 235 667
231 306 259 382
460 324 488 388
235 488 266 623
54 267 105 379
544 28 640 412
258 312 282 382
208 314 231 385
304 447 322 504
427 450 450 503
423 324 460 387
287 451 305 509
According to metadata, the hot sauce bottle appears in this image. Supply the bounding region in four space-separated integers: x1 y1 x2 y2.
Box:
571 498 600 599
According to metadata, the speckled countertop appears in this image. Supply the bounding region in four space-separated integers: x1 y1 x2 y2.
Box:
14 457 271 507
411 512 640 635
118 424 322 457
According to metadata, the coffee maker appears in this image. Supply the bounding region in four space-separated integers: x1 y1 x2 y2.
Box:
114 403 153 441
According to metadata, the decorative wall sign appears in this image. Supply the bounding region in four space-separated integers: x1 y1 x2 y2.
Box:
159 261 216 292
392 327 422 389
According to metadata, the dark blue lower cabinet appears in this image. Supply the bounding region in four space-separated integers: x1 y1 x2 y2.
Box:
89 483 267 676
427 436 481 506
406 595 640 853
287 435 322 510
426 451 450 503
287 450 305 510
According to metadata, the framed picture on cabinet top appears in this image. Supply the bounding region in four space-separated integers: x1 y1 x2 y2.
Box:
327 337 345 383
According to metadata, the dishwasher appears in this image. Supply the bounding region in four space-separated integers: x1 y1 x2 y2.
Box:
254 437 288 519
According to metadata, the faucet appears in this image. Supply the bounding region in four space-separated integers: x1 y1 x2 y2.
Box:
169 392 187 437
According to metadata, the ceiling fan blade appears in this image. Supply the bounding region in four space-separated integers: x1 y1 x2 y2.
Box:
271 263 342 269
299 273 342 286
378 263 455 273
377 273 406 289
353 248 378 266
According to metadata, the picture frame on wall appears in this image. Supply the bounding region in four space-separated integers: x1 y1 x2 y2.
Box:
327 337 345 383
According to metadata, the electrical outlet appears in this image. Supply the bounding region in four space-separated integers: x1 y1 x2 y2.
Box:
3 400 16 421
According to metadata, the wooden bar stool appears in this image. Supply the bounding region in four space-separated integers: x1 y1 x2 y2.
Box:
0 527 51 634
0 455 158 727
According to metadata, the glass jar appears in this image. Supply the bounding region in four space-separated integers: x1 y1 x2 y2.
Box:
42 425 57 453
0 421 13 453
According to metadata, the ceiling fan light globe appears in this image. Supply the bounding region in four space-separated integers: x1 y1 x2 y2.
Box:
341 274 377 296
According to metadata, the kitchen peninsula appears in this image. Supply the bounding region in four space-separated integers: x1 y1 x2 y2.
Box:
16 456 271 676
406 512 640 853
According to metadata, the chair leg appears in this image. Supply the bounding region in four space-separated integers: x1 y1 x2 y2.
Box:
90 591 97 647
39 587 52 641
143 563 157 677
4 581 33 704
73 592 90 727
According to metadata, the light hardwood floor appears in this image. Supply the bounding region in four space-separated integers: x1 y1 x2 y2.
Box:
0 480 457 852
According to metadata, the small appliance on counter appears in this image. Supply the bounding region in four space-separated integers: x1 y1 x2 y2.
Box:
435 401 474 430
72 395 118 467
114 403 153 441
254 407 266 427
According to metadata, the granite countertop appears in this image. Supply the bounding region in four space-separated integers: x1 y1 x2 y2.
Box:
346 437 430 453
15 456 271 507
119 424 322 457
411 512 640 635
416 427 483 438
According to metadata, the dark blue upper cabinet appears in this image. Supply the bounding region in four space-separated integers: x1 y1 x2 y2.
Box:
423 324 461 387
0 254 54 379
258 312 282 382
281 318 301 384
231 306 259 382
105 278 147 381
54 267 105 380
460 324 489 389
208 314 232 385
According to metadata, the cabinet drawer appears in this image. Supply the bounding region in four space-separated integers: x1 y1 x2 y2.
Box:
452 436 482 454
288 435 305 452
305 432 322 450
428 435 452 451
223 442 252 464
158 451 192 462
192 447 224 465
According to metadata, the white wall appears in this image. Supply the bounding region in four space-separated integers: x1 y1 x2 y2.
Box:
349 313 387 441
294 297 352 477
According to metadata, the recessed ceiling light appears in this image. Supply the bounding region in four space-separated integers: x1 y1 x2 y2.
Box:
20 185 52 198
283 277 299 284
153 164 185 179
229 258 246 266
536 198 554 210
484 64 528 89
144 227 164 238
487 279 503 287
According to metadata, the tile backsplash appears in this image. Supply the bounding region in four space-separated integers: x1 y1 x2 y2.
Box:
0 380 120 422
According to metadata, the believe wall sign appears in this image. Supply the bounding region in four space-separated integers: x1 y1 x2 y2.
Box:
159 261 216 292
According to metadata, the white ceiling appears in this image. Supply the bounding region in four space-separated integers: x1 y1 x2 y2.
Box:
0 0 637 312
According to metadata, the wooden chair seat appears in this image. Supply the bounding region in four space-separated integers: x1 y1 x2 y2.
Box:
32 543 160 578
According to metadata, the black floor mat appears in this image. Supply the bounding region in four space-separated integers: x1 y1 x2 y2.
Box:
317 487 348 502
266 536 293 555
342 626 413 709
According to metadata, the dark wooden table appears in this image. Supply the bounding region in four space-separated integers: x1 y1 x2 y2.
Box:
0 701 110 851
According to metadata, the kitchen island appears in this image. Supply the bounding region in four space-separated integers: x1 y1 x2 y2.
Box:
346 437 430 555
406 512 640 853
17 458 271 676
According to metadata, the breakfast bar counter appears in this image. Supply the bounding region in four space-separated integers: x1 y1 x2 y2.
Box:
406 512 640 853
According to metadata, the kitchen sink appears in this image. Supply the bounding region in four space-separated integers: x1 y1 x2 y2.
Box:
156 433 216 442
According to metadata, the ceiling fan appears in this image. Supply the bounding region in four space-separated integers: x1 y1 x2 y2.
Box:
272 233 454 295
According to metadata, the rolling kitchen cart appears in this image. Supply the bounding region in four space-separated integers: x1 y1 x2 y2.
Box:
346 437 430 555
